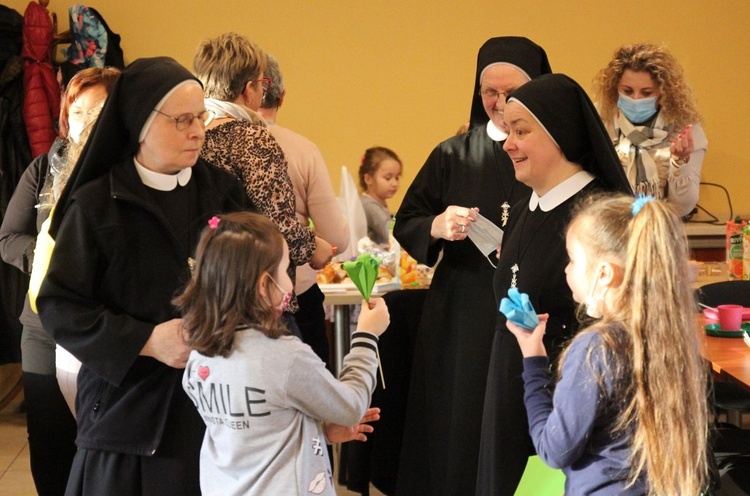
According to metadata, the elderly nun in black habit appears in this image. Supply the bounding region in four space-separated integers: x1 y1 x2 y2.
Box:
393 37 551 496
477 73 633 495
37 57 252 495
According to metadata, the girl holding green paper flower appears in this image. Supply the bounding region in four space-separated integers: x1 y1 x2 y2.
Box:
177 212 390 496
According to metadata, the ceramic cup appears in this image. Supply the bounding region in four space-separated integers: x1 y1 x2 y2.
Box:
717 304 743 331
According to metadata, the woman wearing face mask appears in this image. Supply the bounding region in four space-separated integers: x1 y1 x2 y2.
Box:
0 67 119 496
594 43 706 217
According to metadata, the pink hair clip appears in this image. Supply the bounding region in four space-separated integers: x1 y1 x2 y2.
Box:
208 216 221 230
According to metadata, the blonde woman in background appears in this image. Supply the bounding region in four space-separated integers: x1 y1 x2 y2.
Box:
593 43 707 217
194 32 334 339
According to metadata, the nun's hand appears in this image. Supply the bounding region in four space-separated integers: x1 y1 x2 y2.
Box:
670 125 694 163
431 206 479 242
141 318 192 368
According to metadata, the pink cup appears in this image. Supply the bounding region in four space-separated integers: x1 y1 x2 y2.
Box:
718 304 744 331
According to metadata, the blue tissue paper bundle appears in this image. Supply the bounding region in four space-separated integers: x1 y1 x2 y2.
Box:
499 288 540 330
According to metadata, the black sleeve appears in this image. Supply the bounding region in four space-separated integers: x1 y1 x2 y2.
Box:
0 155 47 274
394 145 447 266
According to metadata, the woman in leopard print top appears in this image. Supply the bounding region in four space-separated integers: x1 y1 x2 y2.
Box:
195 33 334 315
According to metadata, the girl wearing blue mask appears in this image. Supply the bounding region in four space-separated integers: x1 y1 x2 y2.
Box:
594 43 706 217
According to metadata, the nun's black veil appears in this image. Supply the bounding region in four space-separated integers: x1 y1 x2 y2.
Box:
508 73 633 195
468 37 552 130
49 57 201 238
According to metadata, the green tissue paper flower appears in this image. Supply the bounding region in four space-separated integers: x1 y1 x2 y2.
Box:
342 254 380 302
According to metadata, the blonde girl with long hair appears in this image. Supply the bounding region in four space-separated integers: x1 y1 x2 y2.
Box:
506 193 710 495
593 43 706 217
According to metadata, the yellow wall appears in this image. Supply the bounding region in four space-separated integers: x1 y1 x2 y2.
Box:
8 0 749 219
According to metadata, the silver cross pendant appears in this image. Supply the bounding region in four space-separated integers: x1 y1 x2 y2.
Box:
510 263 519 288
501 201 510 227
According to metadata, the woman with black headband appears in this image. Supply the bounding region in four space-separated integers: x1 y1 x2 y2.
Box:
37 57 252 495
477 73 632 495
393 37 551 496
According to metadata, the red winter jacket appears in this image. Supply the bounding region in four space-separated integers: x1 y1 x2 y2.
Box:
22 1 60 157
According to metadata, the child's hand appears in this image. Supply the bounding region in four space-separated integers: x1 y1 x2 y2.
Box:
324 407 381 443
357 297 390 336
506 314 549 358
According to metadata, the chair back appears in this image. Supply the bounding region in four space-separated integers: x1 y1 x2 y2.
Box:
696 280 750 308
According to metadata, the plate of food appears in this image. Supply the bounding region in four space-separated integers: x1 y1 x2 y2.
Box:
704 323 750 338
317 261 400 293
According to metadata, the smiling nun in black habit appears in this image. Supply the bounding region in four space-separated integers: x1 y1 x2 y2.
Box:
393 37 551 496
476 73 633 495
37 57 252 495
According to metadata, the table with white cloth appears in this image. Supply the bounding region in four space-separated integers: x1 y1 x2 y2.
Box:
321 283 399 378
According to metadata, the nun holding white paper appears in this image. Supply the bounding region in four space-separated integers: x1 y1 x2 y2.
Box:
393 37 552 496
477 73 632 495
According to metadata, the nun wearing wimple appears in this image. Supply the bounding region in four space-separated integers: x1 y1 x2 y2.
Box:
393 37 551 496
477 73 632 495
37 57 253 495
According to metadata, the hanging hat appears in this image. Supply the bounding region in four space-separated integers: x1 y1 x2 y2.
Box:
50 57 201 238
468 37 552 130
507 73 633 194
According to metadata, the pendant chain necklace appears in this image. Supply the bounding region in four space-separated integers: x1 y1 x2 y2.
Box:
186 180 196 272
491 140 515 227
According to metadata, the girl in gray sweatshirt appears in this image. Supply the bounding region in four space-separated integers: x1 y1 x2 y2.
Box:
177 212 390 496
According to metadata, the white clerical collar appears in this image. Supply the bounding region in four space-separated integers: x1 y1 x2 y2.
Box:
529 170 595 212
134 159 192 191
485 120 509 142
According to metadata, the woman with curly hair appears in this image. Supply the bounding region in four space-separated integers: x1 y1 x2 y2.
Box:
593 43 706 216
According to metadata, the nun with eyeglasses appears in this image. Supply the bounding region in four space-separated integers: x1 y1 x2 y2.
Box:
37 57 253 495
477 73 632 495
393 37 552 496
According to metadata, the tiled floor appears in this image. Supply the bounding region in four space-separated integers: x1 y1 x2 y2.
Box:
3 363 749 496
0 372 35 496
0 371 384 496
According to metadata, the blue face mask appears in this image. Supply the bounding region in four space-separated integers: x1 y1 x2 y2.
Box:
617 93 658 124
